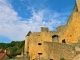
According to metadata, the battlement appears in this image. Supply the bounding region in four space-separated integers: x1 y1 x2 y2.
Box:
41 27 49 32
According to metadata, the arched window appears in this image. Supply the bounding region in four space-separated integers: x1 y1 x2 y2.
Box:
52 35 59 43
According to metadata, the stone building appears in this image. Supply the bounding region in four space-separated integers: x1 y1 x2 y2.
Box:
25 27 76 60
25 0 80 60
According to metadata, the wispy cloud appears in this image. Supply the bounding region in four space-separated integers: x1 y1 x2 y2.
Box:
0 0 70 41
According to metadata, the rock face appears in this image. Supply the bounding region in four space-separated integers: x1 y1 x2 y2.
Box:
25 0 80 60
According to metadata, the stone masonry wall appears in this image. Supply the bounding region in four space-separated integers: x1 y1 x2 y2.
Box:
61 12 80 43
25 29 53 60
24 1 80 60
44 42 76 60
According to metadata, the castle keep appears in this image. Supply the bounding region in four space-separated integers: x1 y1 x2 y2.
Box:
25 0 80 60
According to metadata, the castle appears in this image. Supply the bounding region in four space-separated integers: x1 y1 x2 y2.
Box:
25 0 80 60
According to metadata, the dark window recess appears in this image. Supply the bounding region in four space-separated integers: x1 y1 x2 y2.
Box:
49 59 53 60
38 53 42 55
38 43 42 45
52 35 58 38
62 39 66 43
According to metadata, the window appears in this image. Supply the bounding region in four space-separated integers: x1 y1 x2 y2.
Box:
38 53 42 55
49 59 53 60
62 39 66 43
38 43 42 45
52 35 58 38
52 35 59 43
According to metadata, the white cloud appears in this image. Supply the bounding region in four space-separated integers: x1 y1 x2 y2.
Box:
0 0 69 41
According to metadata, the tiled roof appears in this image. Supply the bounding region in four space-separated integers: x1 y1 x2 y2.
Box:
0 49 4 53
0 49 2 51
0 53 7 60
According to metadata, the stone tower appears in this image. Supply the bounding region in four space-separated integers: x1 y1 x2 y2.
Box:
58 0 80 43
76 0 80 12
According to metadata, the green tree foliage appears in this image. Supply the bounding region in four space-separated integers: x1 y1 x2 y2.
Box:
0 40 25 59
60 58 65 60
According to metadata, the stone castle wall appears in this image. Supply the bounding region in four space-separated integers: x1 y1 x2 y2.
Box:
44 42 76 60
24 0 80 60
25 28 53 59
61 12 80 43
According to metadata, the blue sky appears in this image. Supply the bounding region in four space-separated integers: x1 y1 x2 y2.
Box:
0 0 75 43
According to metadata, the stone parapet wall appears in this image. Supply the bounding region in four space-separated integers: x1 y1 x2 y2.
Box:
44 42 76 60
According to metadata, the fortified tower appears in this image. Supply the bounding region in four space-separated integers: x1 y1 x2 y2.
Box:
59 0 80 43
76 0 80 12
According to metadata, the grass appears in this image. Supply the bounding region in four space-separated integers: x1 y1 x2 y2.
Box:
6 56 26 60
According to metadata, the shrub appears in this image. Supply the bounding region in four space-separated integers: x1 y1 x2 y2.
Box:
60 58 65 60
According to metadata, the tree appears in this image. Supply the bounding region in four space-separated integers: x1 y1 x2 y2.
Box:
0 41 25 59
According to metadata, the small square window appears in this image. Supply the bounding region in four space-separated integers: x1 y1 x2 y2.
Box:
49 59 53 60
38 53 42 55
38 43 42 45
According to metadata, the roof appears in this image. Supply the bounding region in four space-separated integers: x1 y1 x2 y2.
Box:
0 49 7 60
26 31 31 36
0 49 4 53
0 53 6 60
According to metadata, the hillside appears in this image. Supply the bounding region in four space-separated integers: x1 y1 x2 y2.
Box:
0 40 25 59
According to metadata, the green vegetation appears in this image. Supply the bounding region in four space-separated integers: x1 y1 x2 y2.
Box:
0 40 25 59
60 58 65 60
